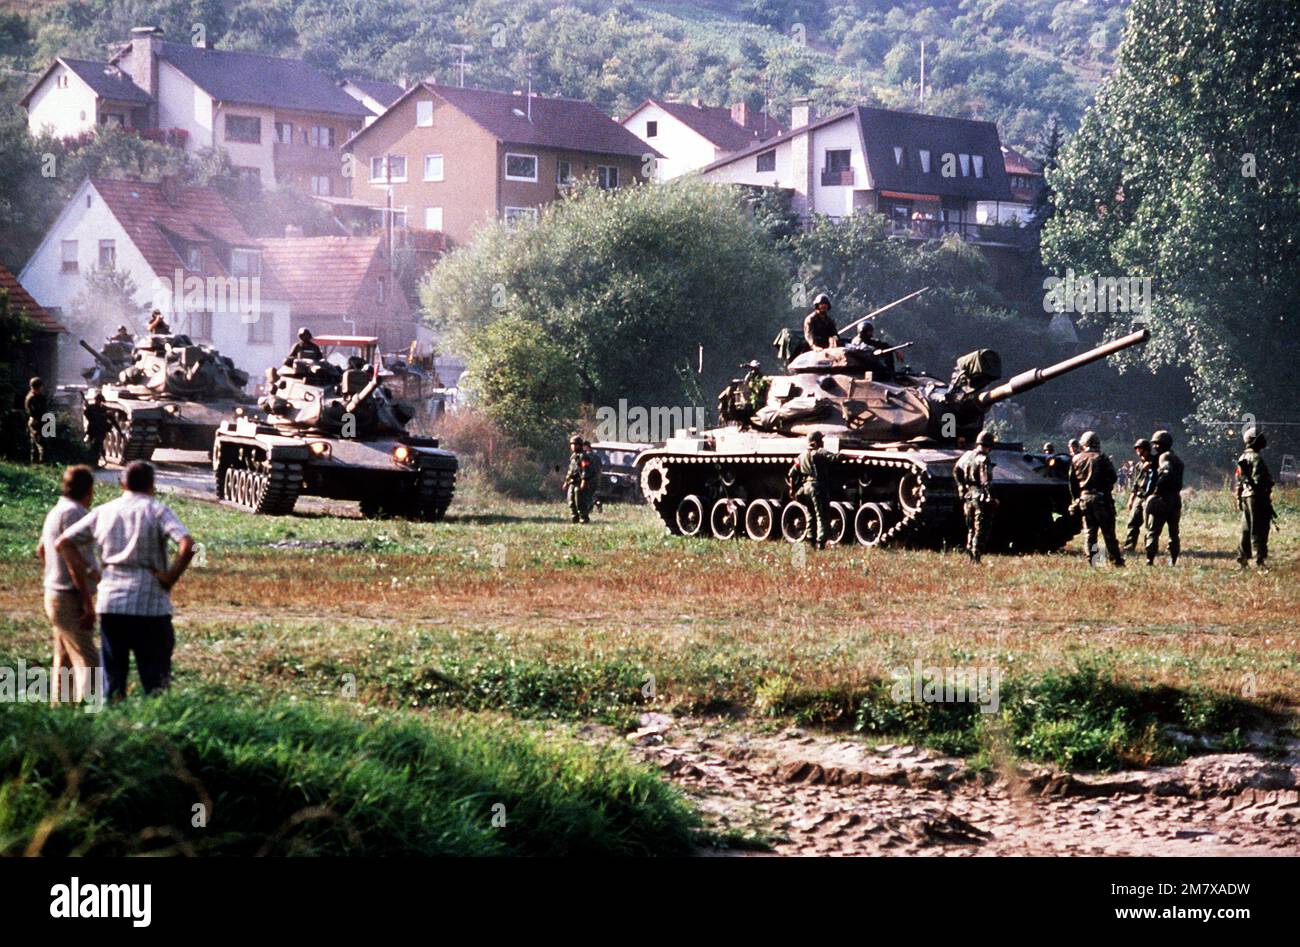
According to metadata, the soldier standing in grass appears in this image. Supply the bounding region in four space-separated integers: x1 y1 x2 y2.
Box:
1069 431 1125 567
954 428 997 562
83 392 110 468
564 434 597 524
1235 427 1274 571
1123 438 1154 552
788 430 836 549
25 377 50 464
1144 429 1184 565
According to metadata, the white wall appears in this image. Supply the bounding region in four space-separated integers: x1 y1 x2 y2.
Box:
622 104 720 181
701 138 788 188
213 103 276 180
157 60 213 149
809 116 869 218
26 64 99 138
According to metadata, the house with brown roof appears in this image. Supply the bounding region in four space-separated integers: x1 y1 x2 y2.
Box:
22 27 370 198
18 176 292 383
343 83 659 248
620 99 785 180
1 263 66 386
257 235 416 350
998 145 1044 220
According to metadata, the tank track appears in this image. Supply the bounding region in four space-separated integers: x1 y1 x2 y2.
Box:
103 416 160 464
414 466 456 521
643 453 956 548
218 457 303 516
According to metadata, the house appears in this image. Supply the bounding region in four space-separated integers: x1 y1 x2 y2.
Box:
340 78 408 123
990 145 1044 223
620 99 785 180
18 176 292 385
1 263 66 385
22 26 370 198
344 83 659 248
257 234 417 351
698 102 1017 245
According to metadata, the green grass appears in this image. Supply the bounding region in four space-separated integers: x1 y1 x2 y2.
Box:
0 689 699 856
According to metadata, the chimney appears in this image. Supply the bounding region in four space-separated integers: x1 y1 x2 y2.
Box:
730 102 749 128
125 26 163 107
790 97 815 129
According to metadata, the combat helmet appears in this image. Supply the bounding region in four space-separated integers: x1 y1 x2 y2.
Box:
1242 427 1266 449
975 429 995 448
807 430 824 446
1079 430 1101 451
1133 437 1151 452
812 292 831 308
1152 430 1173 452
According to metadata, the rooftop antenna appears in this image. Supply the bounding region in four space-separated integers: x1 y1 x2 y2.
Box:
919 41 926 107
449 43 472 87
527 72 532 121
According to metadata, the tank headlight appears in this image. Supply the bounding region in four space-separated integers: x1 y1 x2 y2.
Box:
309 441 331 458
393 444 413 464
164 404 179 414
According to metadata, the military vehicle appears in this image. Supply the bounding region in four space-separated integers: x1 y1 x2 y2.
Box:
590 441 652 504
81 332 253 464
637 327 1149 552
211 335 457 518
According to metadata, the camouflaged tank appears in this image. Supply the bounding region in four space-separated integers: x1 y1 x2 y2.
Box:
211 338 457 518
82 332 254 463
637 328 1149 552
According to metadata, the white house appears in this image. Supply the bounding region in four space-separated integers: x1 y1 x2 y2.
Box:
21 58 153 138
620 99 784 181
699 102 1025 243
19 176 292 386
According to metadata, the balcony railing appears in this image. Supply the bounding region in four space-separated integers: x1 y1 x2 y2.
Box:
820 168 854 186
884 218 1027 246
273 141 338 172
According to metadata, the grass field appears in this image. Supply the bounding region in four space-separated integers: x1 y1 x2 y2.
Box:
1 461 1297 849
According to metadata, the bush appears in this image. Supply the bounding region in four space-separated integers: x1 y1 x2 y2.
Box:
437 408 553 498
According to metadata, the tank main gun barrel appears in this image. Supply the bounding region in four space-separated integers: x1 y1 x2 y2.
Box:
79 339 117 370
975 328 1149 407
344 375 381 414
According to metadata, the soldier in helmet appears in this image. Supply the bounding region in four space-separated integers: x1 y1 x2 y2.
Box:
788 430 836 549
83 392 110 468
1067 438 1081 458
1123 438 1155 552
563 434 597 524
111 324 133 342
954 429 997 562
1144 430 1184 565
146 309 171 335
1234 427 1274 570
803 293 839 350
743 360 769 414
287 327 324 363
1069 431 1125 567
24 377 50 464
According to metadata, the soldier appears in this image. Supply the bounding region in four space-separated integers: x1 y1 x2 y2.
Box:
1067 437 1081 458
83 392 110 468
803 293 839 350
1069 431 1125 567
1235 427 1274 570
1042 441 1069 478
25 377 50 464
111 324 133 342
954 428 997 562
1123 438 1154 552
563 434 597 524
788 430 835 549
1144 429 1184 565
743 360 769 414
287 327 324 363
146 309 171 335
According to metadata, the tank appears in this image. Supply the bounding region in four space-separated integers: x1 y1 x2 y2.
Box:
210 336 458 518
637 328 1149 552
82 332 254 463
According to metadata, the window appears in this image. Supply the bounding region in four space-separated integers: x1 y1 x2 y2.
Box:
246 312 274 344
186 245 203 272
504 153 538 182
310 175 332 196
893 145 905 166
225 114 261 143
370 155 406 182
416 100 433 126
230 248 261 278
756 150 776 172
184 311 213 341
101 112 124 126
919 149 931 173
556 159 573 186
424 207 443 231
308 126 334 149
825 149 851 172
596 165 619 189
388 155 407 181
958 153 971 176
972 155 985 178
98 240 116 268
646 120 658 138
370 156 385 181
423 154 444 181
61 240 78 273
390 208 408 230
275 122 294 144
503 206 538 227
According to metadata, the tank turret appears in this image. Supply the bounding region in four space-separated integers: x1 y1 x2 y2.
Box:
119 334 250 400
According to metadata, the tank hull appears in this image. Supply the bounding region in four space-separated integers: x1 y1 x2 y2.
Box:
91 386 252 463
637 428 1079 552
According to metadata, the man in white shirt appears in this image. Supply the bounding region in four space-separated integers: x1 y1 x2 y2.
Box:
37 465 99 703
57 461 195 699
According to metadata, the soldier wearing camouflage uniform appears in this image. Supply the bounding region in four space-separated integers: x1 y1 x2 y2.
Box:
1123 438 1154 552
1069 431 1125 567
803 293 839 350
564 434 598 524
25 377 50 464
954 429 997 562
788 431 835 549
1235 427 1274 569
1144 430 1184 565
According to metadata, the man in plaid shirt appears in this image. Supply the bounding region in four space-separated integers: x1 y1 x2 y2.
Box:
57 461 195 699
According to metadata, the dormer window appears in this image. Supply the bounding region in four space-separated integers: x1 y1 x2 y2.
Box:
919 149 931 173
187 245 203 272
972 155 984 178
959 153 971 176
893 146 905 167
231 248 261 278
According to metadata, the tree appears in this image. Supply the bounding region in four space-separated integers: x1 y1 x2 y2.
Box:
1041 0 1300 446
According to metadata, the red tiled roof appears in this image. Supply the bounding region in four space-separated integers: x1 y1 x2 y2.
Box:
1001 145 1042 176
0 263 64 333
90 177 286 298
650 100 785 151
257 235 390 318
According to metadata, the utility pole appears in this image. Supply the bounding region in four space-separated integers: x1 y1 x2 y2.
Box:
920 41 926 108
449 44 473 87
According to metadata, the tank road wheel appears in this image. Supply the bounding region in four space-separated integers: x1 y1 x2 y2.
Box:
744 499 780 542
640 458 671 505
709 498 746 539
102 425 127 466
224 456 300 516
780 501 810 543
826 502 851 546
854 502 889 547
402 466 456 522
897 471 924 517
675 494 709 537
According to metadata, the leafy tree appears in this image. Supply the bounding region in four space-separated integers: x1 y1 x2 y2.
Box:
1041 0 1300 446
